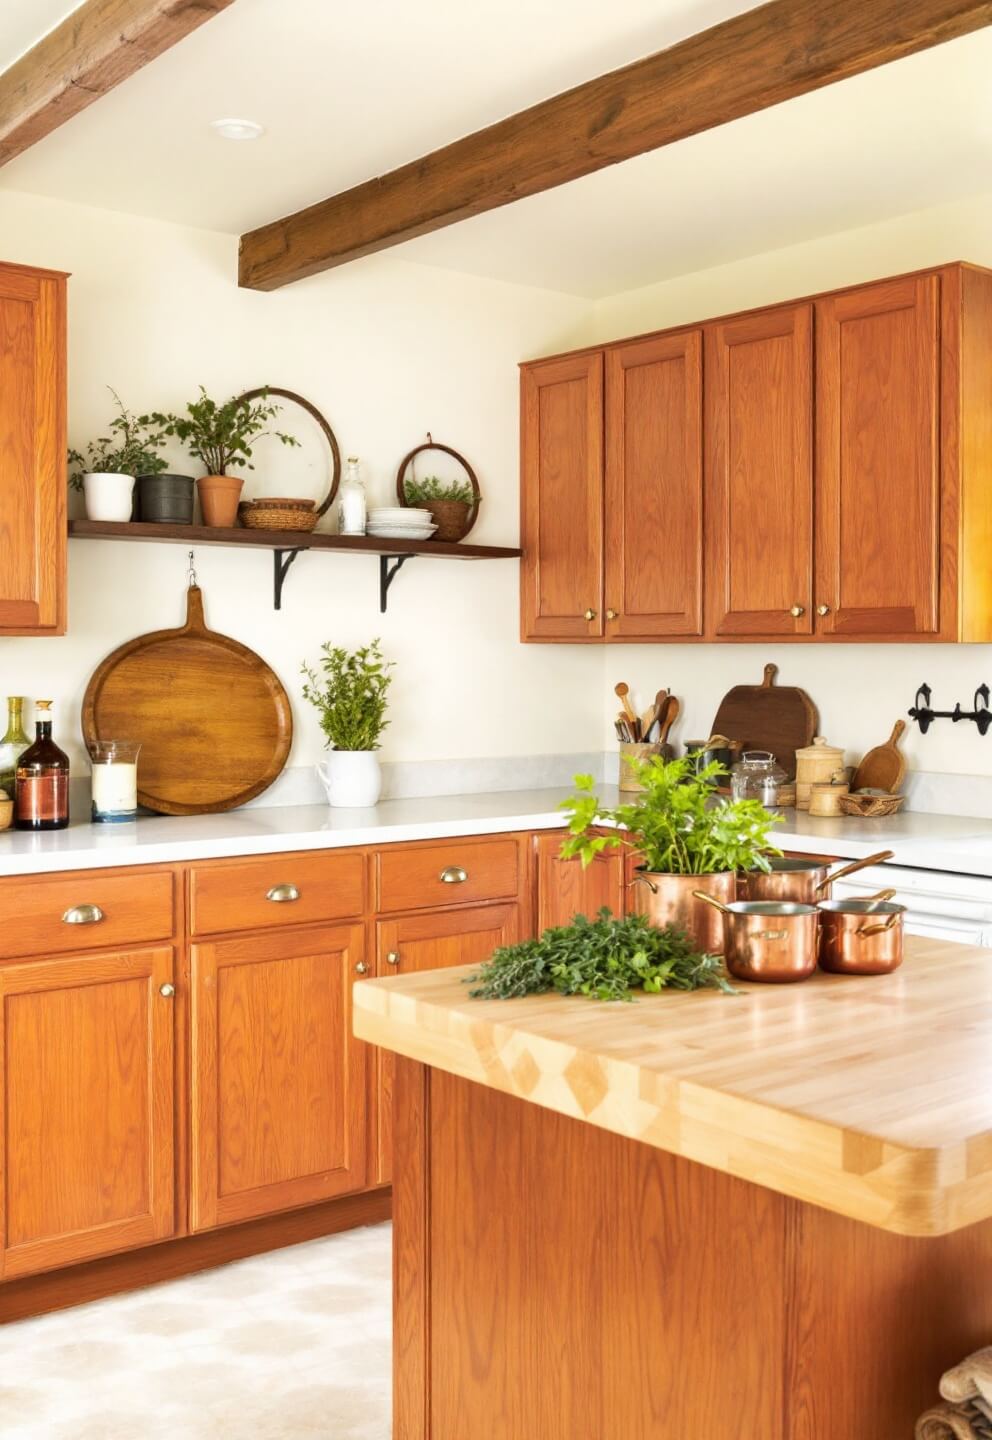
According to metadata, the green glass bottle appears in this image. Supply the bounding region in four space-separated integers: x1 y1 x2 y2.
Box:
0 696 30 797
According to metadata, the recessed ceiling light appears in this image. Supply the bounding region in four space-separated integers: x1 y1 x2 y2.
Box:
211 118 265 141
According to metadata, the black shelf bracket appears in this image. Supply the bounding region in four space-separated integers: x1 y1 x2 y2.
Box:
273 548 304 610
379 554 413 613
909 682 992 735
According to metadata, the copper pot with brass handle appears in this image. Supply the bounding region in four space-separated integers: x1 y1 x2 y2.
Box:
694 891 819 984
816 890 905 975
738 849 895 905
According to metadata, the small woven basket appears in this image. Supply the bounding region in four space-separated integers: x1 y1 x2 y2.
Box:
0 794 12 831
241 500 319 533
837 793 905 818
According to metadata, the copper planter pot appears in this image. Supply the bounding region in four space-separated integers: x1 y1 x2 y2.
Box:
694 892 820 983
817 890 905 975
739 849 895 905
629 869 736 953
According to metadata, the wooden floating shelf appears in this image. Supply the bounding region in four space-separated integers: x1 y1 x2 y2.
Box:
68 520 522 612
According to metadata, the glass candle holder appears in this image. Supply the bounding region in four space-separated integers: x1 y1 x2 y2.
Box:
89 741 141 823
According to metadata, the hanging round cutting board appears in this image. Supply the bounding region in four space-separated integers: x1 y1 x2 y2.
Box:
82 585 293 815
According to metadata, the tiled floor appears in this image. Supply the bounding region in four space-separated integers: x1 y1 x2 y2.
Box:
0 1222 392 1439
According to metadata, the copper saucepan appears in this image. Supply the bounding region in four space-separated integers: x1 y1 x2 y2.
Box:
817 889 905 976
739 849 895 905
693 891 819 984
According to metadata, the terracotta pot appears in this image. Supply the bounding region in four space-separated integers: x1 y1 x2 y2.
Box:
197 474 243 528
425 498 472 542
629 869 736 953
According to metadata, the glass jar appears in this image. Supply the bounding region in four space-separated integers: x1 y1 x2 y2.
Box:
338 456 367 536
89 740 141 823
730 750 787 806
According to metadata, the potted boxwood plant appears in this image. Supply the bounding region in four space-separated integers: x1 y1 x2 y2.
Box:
144 387 299 527
68 390 169 522
560 754 783 952
302 639 393 808
402 474 476 541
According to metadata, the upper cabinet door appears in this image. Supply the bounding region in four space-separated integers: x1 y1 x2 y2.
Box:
0 263 67 636
705 304 813 637
815 275 940 637
605 332 703 638
520 354 604 640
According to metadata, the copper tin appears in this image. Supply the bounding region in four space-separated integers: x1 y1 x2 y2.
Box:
694 893 820 983
817 892 905 975
630 870 737 954
739 849 895 905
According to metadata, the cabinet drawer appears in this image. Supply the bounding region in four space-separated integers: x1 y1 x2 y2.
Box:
376 837 521 913
0 869 175 960
189 849 366 937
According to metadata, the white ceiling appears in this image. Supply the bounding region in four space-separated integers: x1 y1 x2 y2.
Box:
1 0 990 298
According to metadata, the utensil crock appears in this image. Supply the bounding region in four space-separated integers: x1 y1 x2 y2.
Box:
630 870 736 953
817 890 905 975
739 849 895 905
694 891 819 983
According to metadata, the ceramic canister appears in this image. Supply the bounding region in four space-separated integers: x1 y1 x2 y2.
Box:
794 736 846 810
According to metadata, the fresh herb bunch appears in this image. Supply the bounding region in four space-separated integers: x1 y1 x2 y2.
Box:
403 474 474 505
561 755 782 876
68 388 169 489
142 387 300 475
468 908 735 1002
302 639 393 752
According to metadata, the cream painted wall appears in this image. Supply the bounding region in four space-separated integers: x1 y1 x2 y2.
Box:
0 187 602 777
571 193 992 782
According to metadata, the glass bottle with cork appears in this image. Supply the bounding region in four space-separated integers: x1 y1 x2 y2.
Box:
0 696 31 796
15 700 70 830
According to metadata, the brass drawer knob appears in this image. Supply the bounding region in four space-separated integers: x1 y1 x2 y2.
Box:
354 961 369 975
583 609 597 621
606 609 618 621
439 866 468 884
159 983 175 998
62 904 104 925
817 603 831 616
266 883 300 903
386 951 400 966
790 604 805 618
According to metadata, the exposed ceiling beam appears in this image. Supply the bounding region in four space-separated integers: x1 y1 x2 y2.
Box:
239 0 992 291
0 0 238 167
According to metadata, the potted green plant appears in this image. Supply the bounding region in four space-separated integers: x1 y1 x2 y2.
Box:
560 754 783 952
302 639 393 808
402 474 477 541
144 387 299 527
68 390 169 522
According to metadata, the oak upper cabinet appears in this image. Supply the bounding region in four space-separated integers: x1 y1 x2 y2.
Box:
605 332 703 638
0 261 67 636
520 353 604 640
190 922 368 1231
535 831 625 931
375 902 522 1184
0 946 176 1280
814 273 940 638
705 303 813 637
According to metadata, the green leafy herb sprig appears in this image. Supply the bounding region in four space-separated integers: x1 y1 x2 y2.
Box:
142 386 300 476
301 639 393 752
68 388 169 490
468 908 736 1003
403 474 474 506
561 756 782 877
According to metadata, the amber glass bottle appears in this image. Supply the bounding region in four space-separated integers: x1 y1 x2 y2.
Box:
15 700 70 830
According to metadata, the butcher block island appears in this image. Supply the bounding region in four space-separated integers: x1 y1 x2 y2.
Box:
354 936 992 1440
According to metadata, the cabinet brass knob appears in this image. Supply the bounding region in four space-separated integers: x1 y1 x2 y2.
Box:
266 884 300 903
583 609 596 621
606 609 618 621
439 866 468 884
790 605 805 618
159 983 175 998
62 904 104 925
817 604 831 616
354 961 369 975
386 951 400 967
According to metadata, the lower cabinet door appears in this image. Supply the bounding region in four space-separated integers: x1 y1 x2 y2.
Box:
375 903 522 1184
535 831 626 931
190 923 368 1231
0 946 176 1280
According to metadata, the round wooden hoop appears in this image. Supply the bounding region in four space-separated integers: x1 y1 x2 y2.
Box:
395 435 481 537
235 387 342 518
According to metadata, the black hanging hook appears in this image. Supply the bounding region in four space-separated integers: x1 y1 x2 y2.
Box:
908 682 991 735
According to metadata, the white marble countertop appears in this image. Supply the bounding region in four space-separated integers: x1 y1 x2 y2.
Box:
1 786 992 878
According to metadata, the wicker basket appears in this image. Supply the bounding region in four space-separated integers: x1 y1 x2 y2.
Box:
424 498 472 542
837 793 905 818
241 499 319 533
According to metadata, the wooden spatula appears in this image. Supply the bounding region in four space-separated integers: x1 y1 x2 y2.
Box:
851 721 907 795
657 696 680 746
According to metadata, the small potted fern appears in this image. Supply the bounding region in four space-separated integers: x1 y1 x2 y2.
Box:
402 474 477 541
302 640 394 807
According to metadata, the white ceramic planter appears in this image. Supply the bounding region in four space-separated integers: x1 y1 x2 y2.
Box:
317 751 382 808
83 471 135 522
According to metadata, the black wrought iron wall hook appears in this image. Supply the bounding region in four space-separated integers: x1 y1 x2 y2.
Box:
908 683 992 735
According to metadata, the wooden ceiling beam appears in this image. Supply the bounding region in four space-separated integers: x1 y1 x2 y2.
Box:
239 0 992 291
0 0 238 167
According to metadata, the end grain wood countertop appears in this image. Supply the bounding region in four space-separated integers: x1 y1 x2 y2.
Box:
354 934 992 1237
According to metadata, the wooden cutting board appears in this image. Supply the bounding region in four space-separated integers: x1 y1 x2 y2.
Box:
82 585 293 815
710 663 818 780
851 720 907 795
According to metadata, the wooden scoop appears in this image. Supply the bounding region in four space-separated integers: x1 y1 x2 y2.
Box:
615 682 638 727
657 695 681 746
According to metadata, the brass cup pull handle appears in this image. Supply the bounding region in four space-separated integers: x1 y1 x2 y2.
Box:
266 884 300 903
583 609 597 621
354 961 369 975
159 983 175 998
790 605 805 618
439 866 468 884
62 904 104 925
386 951 400 967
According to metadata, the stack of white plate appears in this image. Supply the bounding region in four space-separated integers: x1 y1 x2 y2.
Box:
366 507 437 540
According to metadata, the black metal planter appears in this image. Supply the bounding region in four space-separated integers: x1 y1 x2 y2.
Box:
137 474 195 524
